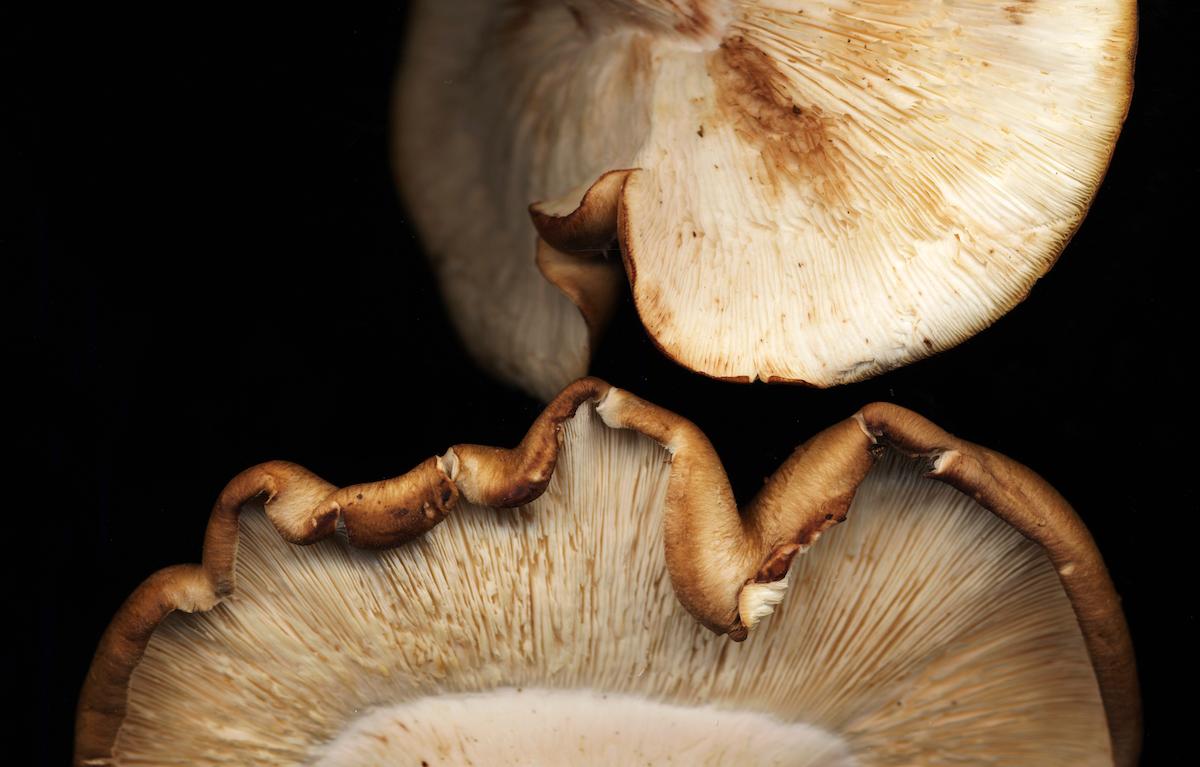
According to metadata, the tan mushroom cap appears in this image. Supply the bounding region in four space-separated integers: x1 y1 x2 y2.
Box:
396 0 1136 397
76 379 1139 765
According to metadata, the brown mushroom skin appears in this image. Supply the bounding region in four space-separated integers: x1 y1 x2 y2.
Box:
75 379 1140 766
74 379 611 765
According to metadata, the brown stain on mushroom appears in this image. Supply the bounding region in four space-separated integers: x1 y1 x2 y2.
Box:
1096 7 1138 93
636 282 676 332
672 1 715 39
706 36 842 201
1004 0 1035 25
619 33 654 93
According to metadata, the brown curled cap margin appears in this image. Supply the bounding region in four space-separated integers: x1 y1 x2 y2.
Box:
75 378 1139 766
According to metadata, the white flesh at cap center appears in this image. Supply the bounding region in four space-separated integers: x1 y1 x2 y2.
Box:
314 687 855 766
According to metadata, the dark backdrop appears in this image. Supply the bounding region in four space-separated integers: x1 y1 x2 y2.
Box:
13 2 1194 764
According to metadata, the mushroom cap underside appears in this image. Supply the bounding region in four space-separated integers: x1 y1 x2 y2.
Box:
76 380 1138 765
397 0 1136 398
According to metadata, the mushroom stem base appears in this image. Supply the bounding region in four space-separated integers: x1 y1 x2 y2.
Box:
313 687 855 766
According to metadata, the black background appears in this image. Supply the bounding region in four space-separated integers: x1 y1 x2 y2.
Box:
12 2 1195 764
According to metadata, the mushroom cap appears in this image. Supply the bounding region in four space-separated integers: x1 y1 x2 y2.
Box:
396 0 1136 397
76 380 1139 765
